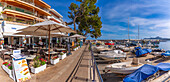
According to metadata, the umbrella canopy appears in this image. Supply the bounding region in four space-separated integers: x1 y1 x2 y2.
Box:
15 31 68 37
18 21 76 33
17 21 75 63
70 34 86 39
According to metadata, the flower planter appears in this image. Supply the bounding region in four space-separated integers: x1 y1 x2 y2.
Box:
31 64 46 74
73 47 78 51
59 53 66 60
2 65 14 79
50 58 59 64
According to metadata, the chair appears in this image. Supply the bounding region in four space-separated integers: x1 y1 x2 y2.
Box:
1 49 11 61
23 47 30 55
39 49 46 59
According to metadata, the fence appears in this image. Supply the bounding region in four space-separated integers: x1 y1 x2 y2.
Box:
90 43 103 82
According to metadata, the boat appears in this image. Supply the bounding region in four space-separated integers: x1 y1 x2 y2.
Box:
104 60 144 74
116 45 125 49
122 47 134 52
123 63 170 82
98 50 126 61
151 48 165 57
93 46 111 53
135 49 152 57
161 50 170 57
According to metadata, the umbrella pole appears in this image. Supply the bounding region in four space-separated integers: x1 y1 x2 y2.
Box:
48 26 51 63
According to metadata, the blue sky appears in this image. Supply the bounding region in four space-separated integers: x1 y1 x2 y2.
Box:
43 0 170 40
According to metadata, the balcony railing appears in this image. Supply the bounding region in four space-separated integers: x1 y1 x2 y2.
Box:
20 0 49 13
49 16 62 22
5 17 34 25
5 5 33 15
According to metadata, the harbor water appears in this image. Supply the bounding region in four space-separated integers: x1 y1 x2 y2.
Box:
158 41 170 51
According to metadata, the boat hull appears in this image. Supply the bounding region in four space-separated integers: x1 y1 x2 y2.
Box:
105 62 143 74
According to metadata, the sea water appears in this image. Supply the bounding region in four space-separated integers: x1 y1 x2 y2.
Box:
158 41 170 51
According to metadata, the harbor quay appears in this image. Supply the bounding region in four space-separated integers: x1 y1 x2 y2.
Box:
0 0 170 82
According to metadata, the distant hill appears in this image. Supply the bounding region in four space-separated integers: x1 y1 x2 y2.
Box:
144 36 170 41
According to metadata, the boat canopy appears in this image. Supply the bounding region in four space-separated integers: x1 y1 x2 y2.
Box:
135 47 142 50
156 63 170 71
135 49 148 57
143 49 152 53
161 50 170 56
123 63 170 82
135 49 152 57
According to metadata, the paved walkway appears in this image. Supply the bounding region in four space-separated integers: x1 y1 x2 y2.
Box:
0 45 92 82
26 45 91 82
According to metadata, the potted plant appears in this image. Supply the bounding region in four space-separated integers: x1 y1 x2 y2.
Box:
76 44 79 49
73 46 77 51
50 56 59 64
30 56 47 74
2 62 14 79
59 52 66 60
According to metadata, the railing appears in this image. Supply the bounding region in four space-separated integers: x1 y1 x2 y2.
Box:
20 0 49 13
49 16 62 22
5 5 33 15
90 43 103 82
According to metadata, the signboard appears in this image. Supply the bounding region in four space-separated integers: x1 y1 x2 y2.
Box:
12 58 31 82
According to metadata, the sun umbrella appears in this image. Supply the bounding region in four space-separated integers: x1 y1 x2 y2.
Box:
17 21 76 62
70 34 86 39
15 31 68 37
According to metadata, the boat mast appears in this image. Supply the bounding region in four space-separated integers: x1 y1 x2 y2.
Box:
128 17 130 42
138 24 139 45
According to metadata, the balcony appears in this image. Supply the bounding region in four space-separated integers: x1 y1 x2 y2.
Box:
1 0 51 16
3 8 45 22
5 5 33 15
49 16 62 23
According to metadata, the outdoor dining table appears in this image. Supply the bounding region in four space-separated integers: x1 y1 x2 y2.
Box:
28 49 37 54
33 47 39 50
45 51 59 61
55 48 66 52
24 55 36 66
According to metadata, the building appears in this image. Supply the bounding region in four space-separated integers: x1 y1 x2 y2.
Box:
0 0 66 46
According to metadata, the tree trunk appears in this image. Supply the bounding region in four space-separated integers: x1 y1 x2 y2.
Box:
73 16 78 31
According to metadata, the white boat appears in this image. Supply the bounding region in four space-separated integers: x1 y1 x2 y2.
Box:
104 61 144 74
98 50 127 61
151 48 165 56
116 45 125 49
93 46 111 53
122 47 131 52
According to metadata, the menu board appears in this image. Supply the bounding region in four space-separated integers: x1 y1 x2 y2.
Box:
12 58 31 82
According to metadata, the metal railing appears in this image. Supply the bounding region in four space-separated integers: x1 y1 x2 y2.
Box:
5 5 33 15
90 43 103 82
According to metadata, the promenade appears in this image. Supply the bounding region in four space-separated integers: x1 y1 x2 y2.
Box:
0 45 91 82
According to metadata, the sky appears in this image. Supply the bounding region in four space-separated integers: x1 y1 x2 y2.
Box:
43 0 170 40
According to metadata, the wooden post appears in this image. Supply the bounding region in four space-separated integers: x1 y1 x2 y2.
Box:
48 25 51 63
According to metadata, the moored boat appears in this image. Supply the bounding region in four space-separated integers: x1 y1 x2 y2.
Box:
151 48 165 57
98 50 126 61
104 61 143 74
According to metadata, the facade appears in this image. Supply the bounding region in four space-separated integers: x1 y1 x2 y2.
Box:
0 0 66 46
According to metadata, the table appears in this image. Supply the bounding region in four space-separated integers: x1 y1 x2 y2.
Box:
28 49 38 55
28 49 37 52
55 48 66 52
24 55 36 66
24 55 36 60
0 49 5 52
45 51 58 55
45 51 59 61
4 51 12 55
